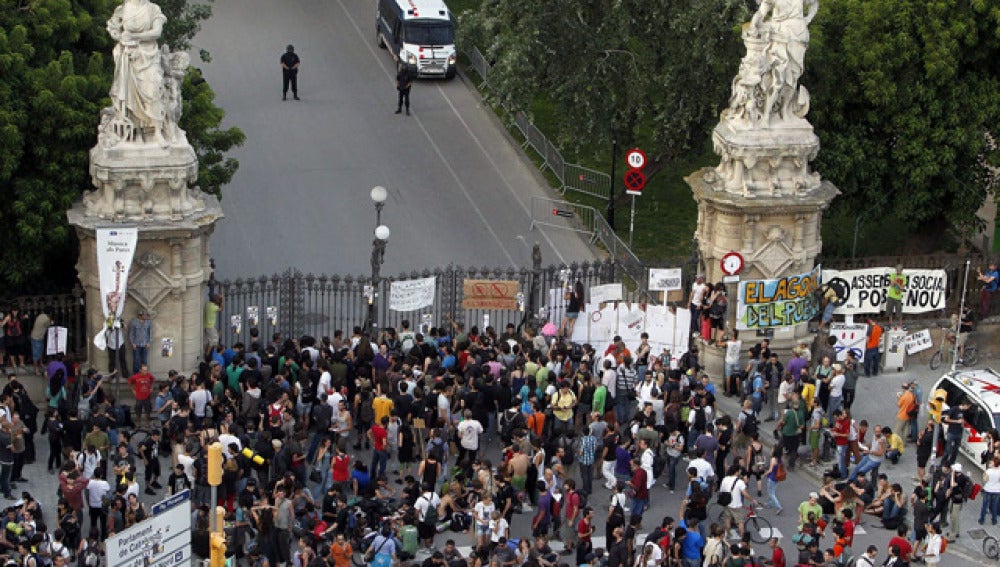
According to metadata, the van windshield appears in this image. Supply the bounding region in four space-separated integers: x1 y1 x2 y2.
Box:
404 21 454 45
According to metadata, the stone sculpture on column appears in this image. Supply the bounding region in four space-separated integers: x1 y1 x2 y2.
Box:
68 0 223 376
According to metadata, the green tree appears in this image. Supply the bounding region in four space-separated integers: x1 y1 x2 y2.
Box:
459 0 750 163
0 0 242 291
806 0 1000 242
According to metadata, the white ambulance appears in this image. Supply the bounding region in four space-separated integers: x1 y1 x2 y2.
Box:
931 368 1000 471
376 0 457 79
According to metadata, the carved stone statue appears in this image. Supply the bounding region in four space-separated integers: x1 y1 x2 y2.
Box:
722 0 818 129
105 0 169 147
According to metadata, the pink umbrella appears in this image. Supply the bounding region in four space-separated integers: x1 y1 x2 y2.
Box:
541 322 558 336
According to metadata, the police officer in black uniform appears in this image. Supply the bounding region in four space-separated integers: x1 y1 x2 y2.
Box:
395 64 414 115
280 45 300 100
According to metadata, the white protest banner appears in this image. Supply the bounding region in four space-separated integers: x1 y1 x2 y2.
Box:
648 268 682 292
96 227 138 328
823 268 947 315
830 322 868 362
46 326 68 356
390 277 436 311
590 283 623 304
736 266 821 330
905 329 934 355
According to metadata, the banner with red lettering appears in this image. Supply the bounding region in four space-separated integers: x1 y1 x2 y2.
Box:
736 266 821 330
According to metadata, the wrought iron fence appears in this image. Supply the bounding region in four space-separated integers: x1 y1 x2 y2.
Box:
208 260 617 348
3 286 87 359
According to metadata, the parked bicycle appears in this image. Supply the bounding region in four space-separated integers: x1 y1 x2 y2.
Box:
928 327 978 370
710 502 774 544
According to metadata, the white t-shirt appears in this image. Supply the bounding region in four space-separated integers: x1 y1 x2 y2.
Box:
327 391 343 411
984 466 1000 493
689 458 715 482
86 479 111 508
474 501 495 527
437 394 450 423
691 283 709 306
830 374 846 397
190 389 211 417
218 433 242 456
318 371 332 395
723 476 747 508
458 420 484 450
489 517 509 543
778 380 795 404
725 340 742 365
177 454 196 483
640 542 663 566
415 492 441 523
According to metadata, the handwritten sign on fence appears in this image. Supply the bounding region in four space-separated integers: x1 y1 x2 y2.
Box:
462 279 520 310
905 329 934 355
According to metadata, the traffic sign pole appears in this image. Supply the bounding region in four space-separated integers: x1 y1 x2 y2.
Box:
629 194 636 247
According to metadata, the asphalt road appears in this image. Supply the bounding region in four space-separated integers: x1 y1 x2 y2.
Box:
193 0 598 281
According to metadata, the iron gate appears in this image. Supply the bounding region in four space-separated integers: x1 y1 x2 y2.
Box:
209 260 618 347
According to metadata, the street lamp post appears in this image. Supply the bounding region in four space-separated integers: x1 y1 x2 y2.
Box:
364 186 390 335
371 185 387 225
366 224 390 335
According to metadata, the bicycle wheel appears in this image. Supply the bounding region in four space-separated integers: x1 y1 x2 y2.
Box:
983 535 999 560
744 514 772 544
129 429 150 453
964 345 979 367
929 351 942 370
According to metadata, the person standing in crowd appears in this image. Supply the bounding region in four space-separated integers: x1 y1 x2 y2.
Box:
29 309 50 376
280 45 300 100
130 309 151 374
978 260 998 318
886 264 907 328
688 275 710 334
204 293 223 355
863 318 883 377
395 64 413 115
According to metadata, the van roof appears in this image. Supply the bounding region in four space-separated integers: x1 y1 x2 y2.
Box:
395 0 450 20
937 368 1000 413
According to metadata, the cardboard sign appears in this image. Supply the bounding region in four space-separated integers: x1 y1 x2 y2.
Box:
904 329 934 355
830 322 868 362
736 266 821 329
462 279 519 310
648 268 683 292
590 283 624 304
390 277 436 311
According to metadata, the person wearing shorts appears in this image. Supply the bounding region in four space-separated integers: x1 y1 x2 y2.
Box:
128 364 155 427
886 265 907 327
203 293 223 354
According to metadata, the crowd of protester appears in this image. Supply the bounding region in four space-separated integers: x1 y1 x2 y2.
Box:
0 289 994 567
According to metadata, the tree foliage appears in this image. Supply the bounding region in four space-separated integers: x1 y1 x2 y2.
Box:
0 0 242 292
458 0 752 162
806 0 1000 237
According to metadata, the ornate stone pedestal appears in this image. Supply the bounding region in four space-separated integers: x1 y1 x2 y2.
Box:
686 0 839 375
67 0 223 378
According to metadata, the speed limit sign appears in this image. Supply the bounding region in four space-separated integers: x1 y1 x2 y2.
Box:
625 148 647 170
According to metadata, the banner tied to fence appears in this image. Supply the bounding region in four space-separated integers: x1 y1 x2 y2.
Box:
390 277 436 311
736 266 821 330
462 279 519 310
823 268 948 315
590 283 624 304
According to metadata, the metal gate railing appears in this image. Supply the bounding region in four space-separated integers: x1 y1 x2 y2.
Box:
208 260 616 347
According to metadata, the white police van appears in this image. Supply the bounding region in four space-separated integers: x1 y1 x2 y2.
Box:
931 368 1000 471
376 0 457 79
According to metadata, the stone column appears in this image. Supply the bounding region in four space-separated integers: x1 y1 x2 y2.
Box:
686 9 839 377
67 1 223 379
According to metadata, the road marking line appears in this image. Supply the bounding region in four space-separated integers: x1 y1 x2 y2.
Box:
336 0 517 267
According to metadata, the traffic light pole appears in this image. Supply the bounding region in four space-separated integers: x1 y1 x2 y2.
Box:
207 442 227 567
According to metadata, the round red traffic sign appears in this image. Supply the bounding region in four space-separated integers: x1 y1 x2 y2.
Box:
623 170 646 194
721 251 745 276
625 148 647 170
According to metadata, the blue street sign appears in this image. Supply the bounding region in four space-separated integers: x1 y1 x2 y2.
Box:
152 488 191 516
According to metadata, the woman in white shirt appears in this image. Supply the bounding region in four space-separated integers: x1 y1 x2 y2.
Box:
979 456 1000 525
921 521 943 564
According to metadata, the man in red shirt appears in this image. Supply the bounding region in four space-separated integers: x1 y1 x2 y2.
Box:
576 506 594 565
331 444 351 491
767 536 786 567
128 364 155 427
368 416 389 481
629 458 649 519
887 524 913 560
831 409 851 480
